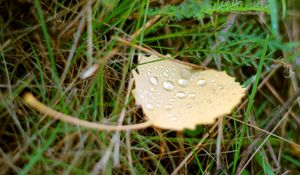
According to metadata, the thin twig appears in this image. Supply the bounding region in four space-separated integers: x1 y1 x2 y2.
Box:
0 148 21 174
91 134 119 175
61 15 85 83
126 127 136 175
266 141 280 171
171 121 219 175
236 89 300 174
116 37 168 59
289 66 300 108
57 1 90 38
225 116 300 148
130 15 161 39
80 15 161 79
1 52 29 143
80 48 120 79
239 108 293 173
113 75 135 167
265 81 300 125
86 0 93 66
216 117 223 172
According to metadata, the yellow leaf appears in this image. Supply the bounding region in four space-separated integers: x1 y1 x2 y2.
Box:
132 54 246 131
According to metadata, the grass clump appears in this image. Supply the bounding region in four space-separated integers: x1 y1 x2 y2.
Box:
1 0 300 174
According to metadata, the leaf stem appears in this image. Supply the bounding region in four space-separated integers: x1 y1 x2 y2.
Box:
23 92 152 131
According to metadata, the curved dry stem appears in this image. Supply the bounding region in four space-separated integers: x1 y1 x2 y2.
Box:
23 92 152 131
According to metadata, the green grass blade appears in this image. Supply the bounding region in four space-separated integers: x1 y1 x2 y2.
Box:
232 35 269 173
19 123 61 175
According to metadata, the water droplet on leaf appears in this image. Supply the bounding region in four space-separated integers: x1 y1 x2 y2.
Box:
185 104 192 108
189 93 196 99
176 91 186 98
178 79 189 87
180 68 192 79
146 104 154 110
163 80 175 91
150 76 158 85
163 72 169 77
165 104 173 110
197 79 206 86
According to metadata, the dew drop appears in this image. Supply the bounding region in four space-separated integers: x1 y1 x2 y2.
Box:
150 87 155 92
176 91 186 98
165 104 173 110
171 116 178 121
178 79 189 87
180 68 192 79
218 85 224 90
163 80 175 91
150 76 158 86
146 104 154 110
171 98 176 102
163 72 169 77
189 93 196 99
197 79 206 86
185 104 192 108
147 71 152 76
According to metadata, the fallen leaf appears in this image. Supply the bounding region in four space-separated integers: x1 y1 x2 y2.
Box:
132 53 246 130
